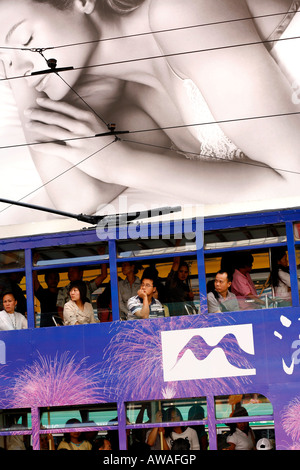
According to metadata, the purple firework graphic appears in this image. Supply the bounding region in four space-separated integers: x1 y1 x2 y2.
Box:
6 351 111 408
282 397 300 448
102 315 254 401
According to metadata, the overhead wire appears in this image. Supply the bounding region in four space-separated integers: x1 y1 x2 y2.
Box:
0 8 298 52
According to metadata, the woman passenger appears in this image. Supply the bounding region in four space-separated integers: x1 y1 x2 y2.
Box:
0 291 27 330
63 280 96 325
270 246 300 304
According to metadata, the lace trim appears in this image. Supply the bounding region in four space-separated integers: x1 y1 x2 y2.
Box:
171 78 245 161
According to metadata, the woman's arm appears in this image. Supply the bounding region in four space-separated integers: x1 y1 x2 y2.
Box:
8 78 125 214
149 0 300 176
26 97 288 205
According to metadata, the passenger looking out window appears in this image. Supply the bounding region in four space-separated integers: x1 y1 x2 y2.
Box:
0 292 27 330
207 271 239 314
118 262 141 320
127 274 164 320
231 253 264 310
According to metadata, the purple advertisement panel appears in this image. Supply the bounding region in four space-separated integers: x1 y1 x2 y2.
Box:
1 310 300 448
0 0 300 235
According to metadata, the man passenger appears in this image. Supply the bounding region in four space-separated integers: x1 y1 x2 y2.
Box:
207 270 239 313
127 274 164 320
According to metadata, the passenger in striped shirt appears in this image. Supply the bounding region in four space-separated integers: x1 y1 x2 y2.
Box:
127 274 164 320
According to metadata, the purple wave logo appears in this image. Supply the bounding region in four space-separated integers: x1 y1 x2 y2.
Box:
161 324 256 382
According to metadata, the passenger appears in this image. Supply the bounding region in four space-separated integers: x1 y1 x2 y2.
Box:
231 252 264 310
142 265 166 303
171 438 190 450
165 407 200 451
0 292 27 330
33 270 60 327
207 271 239 314
97 281 112 322
165 257 196 316
63 280 96 326
145 410 169 450
92 437 112 450
127 274 164 320
57 419 92 450
270 246 300 304
118 261 141 320
0 272 27 316
188 404 208 450
56 262 107 318
225 407 256 450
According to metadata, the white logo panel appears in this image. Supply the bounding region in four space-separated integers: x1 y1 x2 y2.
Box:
161 324 256 382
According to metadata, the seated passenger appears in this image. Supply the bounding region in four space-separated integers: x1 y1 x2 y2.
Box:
118 261 141 320
57 259 107 318
57 419 92 451
33 270 60 327
63 281 96 326
270 246 300 304
127 274 164 320
165 257 196 316
92 437 112 451
0 292 27 330
231 253 264 310
207 271 239 313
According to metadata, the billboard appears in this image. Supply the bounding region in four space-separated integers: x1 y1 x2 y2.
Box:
0 0 300 236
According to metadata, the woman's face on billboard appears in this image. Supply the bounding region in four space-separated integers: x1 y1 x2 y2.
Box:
0 0 98 100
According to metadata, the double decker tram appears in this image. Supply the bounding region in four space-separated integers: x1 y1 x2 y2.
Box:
0 207 300 451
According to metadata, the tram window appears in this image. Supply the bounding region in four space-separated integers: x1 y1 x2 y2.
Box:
40 403 118 429
34 263 109 327
215 394 273 419
0 250 25 270
118 255 199 320
116 234 196 259
205 248 293 312
204 223 286 250
32 242 108 267
126 398 208 450
40 429 119 450
215 394 275 450
0 408 31 431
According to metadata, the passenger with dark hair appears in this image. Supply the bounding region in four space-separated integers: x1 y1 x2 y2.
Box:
0 292 27 330
119 261 141 320
165 257 196 316
188 404 208 450
270 246 300 304
225 407 256 450
231 252 264 310
57 262 107 318
33 270 60 327
127 273 164 320
57 419 92 450
165 407 200 450
63 280 96 325
92 437 112 450
171 438 190 450
207 271 239 314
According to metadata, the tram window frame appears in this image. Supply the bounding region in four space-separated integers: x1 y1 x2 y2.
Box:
32 260 110 328
204 245 296 312
38 403 119 450
117 253 200 320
